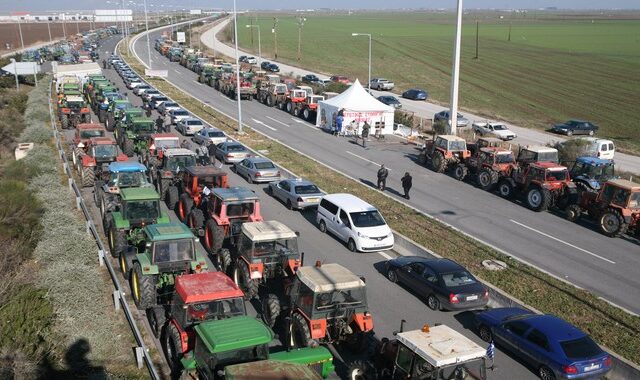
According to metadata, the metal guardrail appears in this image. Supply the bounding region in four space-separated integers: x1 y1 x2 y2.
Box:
46 80 160 379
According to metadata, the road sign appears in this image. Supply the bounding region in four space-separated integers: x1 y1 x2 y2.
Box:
176 32 186 43
145 69 168 78
2 61 39 75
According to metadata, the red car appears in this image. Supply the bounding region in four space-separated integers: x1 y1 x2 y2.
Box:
330 75 352 85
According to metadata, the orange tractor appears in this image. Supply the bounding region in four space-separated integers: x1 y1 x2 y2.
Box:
418 135 471 178
73 136 127 187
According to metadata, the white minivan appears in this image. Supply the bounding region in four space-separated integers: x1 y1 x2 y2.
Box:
316 193 394 252
580 137 615 160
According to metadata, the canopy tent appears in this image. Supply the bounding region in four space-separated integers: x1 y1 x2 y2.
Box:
316 79 395 135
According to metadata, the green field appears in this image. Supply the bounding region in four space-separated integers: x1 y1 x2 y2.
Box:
233 12 640 153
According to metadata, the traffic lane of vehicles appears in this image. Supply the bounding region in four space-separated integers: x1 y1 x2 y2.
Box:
135 31 640 314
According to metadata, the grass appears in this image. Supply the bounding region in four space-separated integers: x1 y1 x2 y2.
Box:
229 11 640 154
121 39 640 365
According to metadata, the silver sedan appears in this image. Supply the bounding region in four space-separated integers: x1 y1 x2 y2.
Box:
268 179 325 210
234 157 281 183
193 127 227 146
214 141 251 164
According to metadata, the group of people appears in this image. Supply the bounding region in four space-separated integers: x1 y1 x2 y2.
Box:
332 113 371 148
377 165 413 200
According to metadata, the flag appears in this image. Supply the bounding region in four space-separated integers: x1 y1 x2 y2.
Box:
487 341 495 360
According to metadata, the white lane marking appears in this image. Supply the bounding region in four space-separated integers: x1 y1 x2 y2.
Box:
510 220 615 264
291 118 305 124
346 151 391 170
265 116 290 127
290 117 318 130
378 251 393 260
251 118 277 131
194 80 203 85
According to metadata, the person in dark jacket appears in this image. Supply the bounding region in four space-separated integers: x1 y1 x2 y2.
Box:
377 164 389 191
361 122 370 148
401 172 413 199
155 115 165 132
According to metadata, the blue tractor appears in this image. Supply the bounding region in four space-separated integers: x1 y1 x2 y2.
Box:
569 157 616 193
93 161 153 220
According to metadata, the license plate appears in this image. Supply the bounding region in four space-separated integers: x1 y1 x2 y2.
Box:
584 364 600 372
305 198 319 203
263 172 277 177
466 295 478 301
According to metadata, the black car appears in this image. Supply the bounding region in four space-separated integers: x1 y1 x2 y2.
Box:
260 61 271 70
385 256 488 311
401 88 428 100
377 95 402 109
267 63 280 72
552 120 598 136
302 74 319 84
239 55 247 63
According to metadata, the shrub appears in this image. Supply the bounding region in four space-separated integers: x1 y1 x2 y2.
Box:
432 119 448 135
0 180 42 250
395 110 415 128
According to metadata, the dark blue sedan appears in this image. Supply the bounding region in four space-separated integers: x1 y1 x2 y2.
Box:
401 88 428 100
475 308 611 380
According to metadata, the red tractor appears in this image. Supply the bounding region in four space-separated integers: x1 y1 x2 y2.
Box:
142 133 181 169
298 94 324 122
418 135 471 178
74 137 127 187
497 161 578 212
172 166 229 224
257 82 289 109
150 271 246 370
566 179 640 238
71 123 106 167
462 146 518 190
284 89 308 116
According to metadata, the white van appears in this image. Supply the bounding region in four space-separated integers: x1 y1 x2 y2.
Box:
580 137 615 160
316 193 394 252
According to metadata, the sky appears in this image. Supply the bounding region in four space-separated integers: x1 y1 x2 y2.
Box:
1 0 640 12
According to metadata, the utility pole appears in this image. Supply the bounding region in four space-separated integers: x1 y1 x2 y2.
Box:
62 14 67 39
296 16 306 61
508 22 512 42
448 0 463 135
47 21 52 43
272 18 279 60
246 25 261 67
76 15 80 34
233 0 243 133
351 33 372 89
474 20 479 59
143 0 152 68
189 22 192 47
17 16 25 50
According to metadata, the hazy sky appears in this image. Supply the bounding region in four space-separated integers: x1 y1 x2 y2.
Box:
2 0 639 12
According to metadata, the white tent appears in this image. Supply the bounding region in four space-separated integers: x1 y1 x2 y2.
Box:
316 79 395 135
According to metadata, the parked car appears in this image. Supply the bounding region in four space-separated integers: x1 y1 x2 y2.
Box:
142 90 161 103
157 101 180 116
268 178 325 210
401 88 428 100
234 157 281 183
433 110 470 127
133 84 151 95
302 74 319 84
126 80 143 90
330 75 352 85
176 118 205 135
239 55 247 62
192 127 227 146
370 78 395 91
150 96 169 109
377 95 402 109
472 121 517 140
475 308 612 380
246 56 257 64
552 120 599 136
267 63 280 72
312 78 332 87
579 137 615 160
213 141 251 164
260 61 271 70
169 108 190 125
386 256 489 311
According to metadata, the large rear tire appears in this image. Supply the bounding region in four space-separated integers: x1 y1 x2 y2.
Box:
80 166 95 187
204 219 225 254
233 262 258 300
166 185 179 210
130 262 156 310
108 224 127 258
217 248 232 275
262 293 281 328
429 151 446 173
61 115 69 130
123 138 135 157
290 312 313 348
163 323 183 372
177 194 194 222
187 208 204 229
599 209 628 237
526 186 551 212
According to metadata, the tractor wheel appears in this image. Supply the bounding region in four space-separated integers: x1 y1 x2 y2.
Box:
61 115 69 130
451 163 467 181
163 323 184 372
429 151 446 173
159 179 170 201
204 219 224 254
302 108 311 121
347 360 378 380
262 293 281 328
177 194 194 222
477 168 498 190
93 185 104 207
599 209 628 237
108 225 127 258
166 185 179 210
217 248 232 275
526 186 551 212
123 138 135 157
147 307 166 339
234 262 258 300
106 115 115 131
98 109 106 123
497 178 515 199
565 204 582 222
285 101 293 114
130 262 156 310
100 196 117 220
81 166 95 187
119 250 134 280
187 208 204 229
290 312 312 348
292 106 301 117
72 147 80 167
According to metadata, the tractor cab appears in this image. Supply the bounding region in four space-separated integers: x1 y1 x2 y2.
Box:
597 180 640 210
570 157 616 193
468 137 505 155
127 116 155 135
181 166 229 203
163 148 198 173
296 85 314 96
289 89 307 103
74 123 106 147
86 137 122 164
150 133 181 154
307 95 324 106
104 162 150 193
419 135 470 173
118 187 167 228
516 145 559 167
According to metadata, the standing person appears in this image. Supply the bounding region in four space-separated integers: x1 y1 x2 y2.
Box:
197 143 209 165
207 141 217 166
164 113 173 132
145 104 152 118
155 115 164 133
335 113 343 136
361 121 370 148
377 164 389 191
401 172 413 199
180 139 191 150
102 59 107 69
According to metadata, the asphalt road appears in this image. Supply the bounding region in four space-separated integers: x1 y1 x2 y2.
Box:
78 35 543 379
131 25 640 317
200 18 640 174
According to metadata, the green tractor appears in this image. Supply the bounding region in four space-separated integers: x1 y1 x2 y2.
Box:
113 107 144 141
119 222 208 309
178 316 335 379
103 187 170 258
117 116 155 157
82 74 107 96
91 83 118 113
105 99 132 132
85 78 110 106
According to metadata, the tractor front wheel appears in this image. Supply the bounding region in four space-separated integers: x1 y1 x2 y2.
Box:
61 115 69 129
599 209 628 237
130 262 156 310
81 166 95 187
187 208 204 229
217 248 232 274
345 330 368 353
123 138 135 157
565 204 582 222
119 250 133 280
177 194 193 222
203 219 224 254
233 262 258 300
302 108 310 121
526 186 551 212
262 293 281 328
166 185 179 210
477 168 498 190
497 179 515 199
290 312 313 348
147 307 166 339
451 163 467 181
347 360 377 380
429 151 446 173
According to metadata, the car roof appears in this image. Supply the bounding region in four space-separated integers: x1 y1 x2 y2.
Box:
245 157 272 164
183 117 202 122
521 314 587 341
224 141 245 147
284 178 315 187
322 193 377 213
397 256 465 272
202 126 223 132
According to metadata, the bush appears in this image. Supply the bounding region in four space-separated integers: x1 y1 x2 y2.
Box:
0 180 42 249
322 82 349 94
395 110 415 128
432 120 448 135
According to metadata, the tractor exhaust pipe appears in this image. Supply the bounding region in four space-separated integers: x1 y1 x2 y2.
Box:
300 251 304 267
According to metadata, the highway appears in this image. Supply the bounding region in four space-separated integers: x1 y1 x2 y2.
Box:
131 23 640 316
200 18 640 175
81 35 541 379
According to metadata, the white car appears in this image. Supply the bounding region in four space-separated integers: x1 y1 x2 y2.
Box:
246 56 257 64
176 118 205 135
472 122 517 141
193 127 227 146
169 109 191 125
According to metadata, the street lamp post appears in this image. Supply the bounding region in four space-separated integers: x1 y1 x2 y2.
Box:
296 16 306 61
245 24 261 67
448 0 463 135
62 13 67 39
272 17 278 59
233 0 243 133
47 21 52 43
143 0 152 68
17 17 25 50
351 33 372 90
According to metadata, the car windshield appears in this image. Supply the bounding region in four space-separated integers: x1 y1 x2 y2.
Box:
207 131 224 137
349 210 386 228
227 144 246 152
93 144 117 158
155 97 168 102
187 120 203 126
116 172 147 188
496 152 515 164
448 140 467 151
254 161 275 170
295 184 320 194
164 102 178 107
315 287 365 310
437 358 486 380
67 101 84 108
441 270 477 287
253 238 298 256
226 202 255 218
153 239 194 263
173 110 189 116
166 155 197 171
80 130 104 139
155 139 180 149
546 169 569 181
124 200 159 220
560 336 601 359
186 298 246 324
